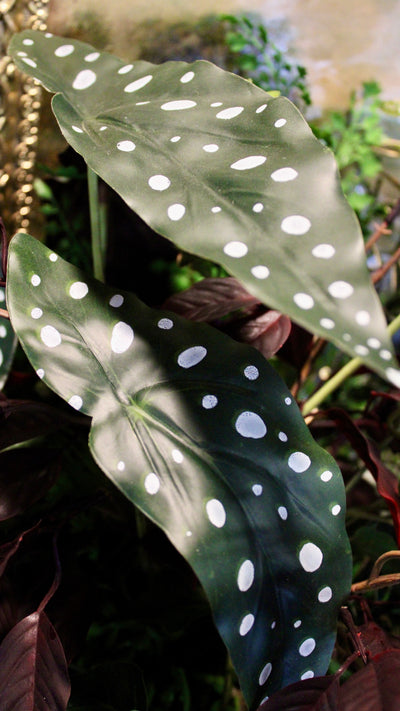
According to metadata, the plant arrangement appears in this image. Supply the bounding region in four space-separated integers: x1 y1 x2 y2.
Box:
0 28 399 711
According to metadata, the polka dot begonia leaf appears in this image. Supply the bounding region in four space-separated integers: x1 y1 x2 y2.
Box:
0 269 17 390
7 233 352 709
8 30 400 388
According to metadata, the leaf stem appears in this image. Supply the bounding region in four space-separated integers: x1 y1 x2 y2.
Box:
302 313 400 416
87 167 107 282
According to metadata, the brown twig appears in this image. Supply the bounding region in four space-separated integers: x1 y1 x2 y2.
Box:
351 551 400 594
365 195 400 252
371 244 400 284
291 336 326 398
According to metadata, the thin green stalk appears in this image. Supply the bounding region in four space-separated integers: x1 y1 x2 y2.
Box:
87 167 107 282
302 312 400 416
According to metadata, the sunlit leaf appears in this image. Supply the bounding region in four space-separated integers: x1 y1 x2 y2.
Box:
8 30 400 388
7 233 352 708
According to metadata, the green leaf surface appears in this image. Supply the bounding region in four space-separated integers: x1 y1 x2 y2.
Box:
8 30 400 388
0 285 16 390
7 233 352 708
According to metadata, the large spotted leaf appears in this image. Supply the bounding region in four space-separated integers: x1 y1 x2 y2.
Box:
8 31 400 388
7 233 352 709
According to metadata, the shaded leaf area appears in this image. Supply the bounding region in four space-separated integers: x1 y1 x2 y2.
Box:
0 399 86 521
0 610 70 711
164 276 291 358
7 233 352 708
313 407 400 546
0 235 17 389
8 30 400 385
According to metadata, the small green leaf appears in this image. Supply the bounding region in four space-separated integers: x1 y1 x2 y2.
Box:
7 233 352 709
8 31 400 388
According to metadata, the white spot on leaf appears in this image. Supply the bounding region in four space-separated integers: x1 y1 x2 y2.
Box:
85 52 100 62
161 100 197 111
111 322 134 354
180 71 195 83
216 106 244 119
251 265 269 279
299 542 323 572
252 203 264 213
206 499 226 528
223 241 248 258
158 318 173 329
259 662 272 686
178 346 207 368
117 140 136 152
252 484 263 496
328 281 354 299
172 449 184 463
281 215 311 235
69 281 88 299
235 411 267 439
55 44 74 57
31 308 43 319
69 395 83 410
278 506 288 520
118 64 133 74
271 167 298 182
21 57 37 68
318 586 333 603
321 470 333 482
244 365 259 380
320 318 335 330
109 294 124 308
124 75 153 92
294 293 314 310
299 638 316 657
202 395 218 409
145 473 160 494
239 614 255 636
355 310 371 326
31 275 41 286
40 325 62 348
202 144 219 152
231 156 266 171
72 70 97 90
167 203 185 221
312 243 335 259
288 452 311 473
148 174 171 191
237 560 254 591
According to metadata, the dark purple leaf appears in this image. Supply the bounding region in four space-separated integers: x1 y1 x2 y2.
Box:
0 448 61 520
339 651 400 711
0 399 86 451
163 276 259 321
318 408 400 546
258 673 340 710
233 309 292 359
0 610 70 710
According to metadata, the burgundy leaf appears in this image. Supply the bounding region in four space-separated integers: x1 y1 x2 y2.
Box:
318 408 400 545
339 650 400 711
233 309 292 359
0 399 86 451
258 674 340 711
356 620 400 658
0 448 61 520
163 276 259 321
0 610 70 710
